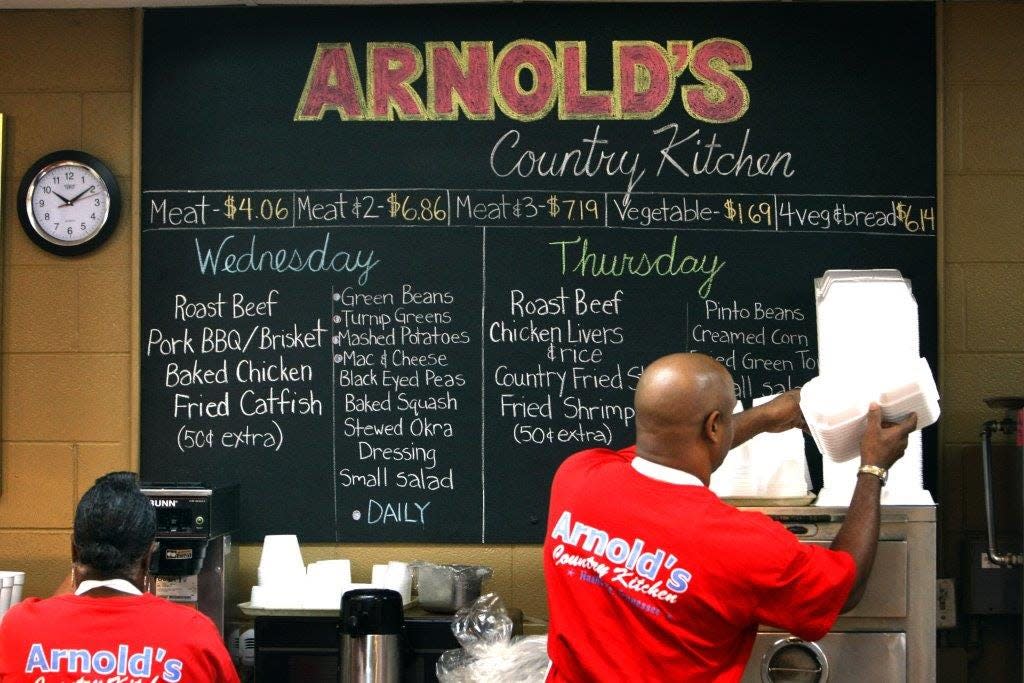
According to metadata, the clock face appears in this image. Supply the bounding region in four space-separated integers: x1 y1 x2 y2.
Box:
27 161 111 246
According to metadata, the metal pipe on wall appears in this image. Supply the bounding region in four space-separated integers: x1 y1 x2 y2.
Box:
980 397 1024 681
980 419 1021 567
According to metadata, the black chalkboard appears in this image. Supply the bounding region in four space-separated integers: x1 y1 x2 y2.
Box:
140 3 937 543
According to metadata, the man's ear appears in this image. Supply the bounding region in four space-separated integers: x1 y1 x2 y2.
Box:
703 410 722 443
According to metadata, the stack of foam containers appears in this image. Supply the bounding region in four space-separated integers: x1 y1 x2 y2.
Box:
813 269 935 506
710 403 757 497
711 397 811 499
749 394 812 497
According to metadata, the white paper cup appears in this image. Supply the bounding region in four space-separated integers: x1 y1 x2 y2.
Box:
259 535 304 572
251 583 301 609
386 562 412 603
250 584 264 606
308 559 351 586
302 574 346 610
0 575 14 617
258 565 305 588
9 572 24 606
370 564 389 586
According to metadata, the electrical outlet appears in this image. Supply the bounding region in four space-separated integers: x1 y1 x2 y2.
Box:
936 578 956 629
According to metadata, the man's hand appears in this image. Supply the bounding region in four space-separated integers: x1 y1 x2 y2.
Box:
759 390 807 433
833 405 919 612
731 390 806 448
860 404 917 470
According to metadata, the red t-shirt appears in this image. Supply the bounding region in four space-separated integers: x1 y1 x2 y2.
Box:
544 447 855 683
0 592 239 683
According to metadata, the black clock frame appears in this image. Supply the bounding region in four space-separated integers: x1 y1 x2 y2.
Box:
17 150 121 256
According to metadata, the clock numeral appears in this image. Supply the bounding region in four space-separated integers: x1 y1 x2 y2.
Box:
43 186 51 194
67 227 73 236
94 198 101 206
64 171 74 181
44 213 50 221
38 200 44 207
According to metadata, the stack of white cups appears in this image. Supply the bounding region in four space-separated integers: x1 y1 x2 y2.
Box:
749 394 811 497
248 534 414 610
251 535 305 608
0 571 25 622
710 403 757 497
304 559 352 609
711 399 811 499
370 561 412 604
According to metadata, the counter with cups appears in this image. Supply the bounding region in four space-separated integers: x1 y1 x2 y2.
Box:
237 534 510 682
245 535 475 612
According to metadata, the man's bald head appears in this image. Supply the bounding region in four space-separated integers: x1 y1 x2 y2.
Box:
634 353 737 475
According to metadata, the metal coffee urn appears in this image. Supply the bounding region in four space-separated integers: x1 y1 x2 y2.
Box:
340 588 403 683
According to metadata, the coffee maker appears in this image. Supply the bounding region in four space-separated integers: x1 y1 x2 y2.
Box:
140 483 239 636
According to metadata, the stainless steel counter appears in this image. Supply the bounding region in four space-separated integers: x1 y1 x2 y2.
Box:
738 505 936 682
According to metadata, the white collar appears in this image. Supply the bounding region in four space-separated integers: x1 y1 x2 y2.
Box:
75 579 143 596
631 456 705 486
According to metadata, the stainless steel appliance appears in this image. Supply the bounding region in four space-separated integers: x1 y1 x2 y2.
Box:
739 505 935 682
140 483 240 637
415 564 492 614
340 588 403 683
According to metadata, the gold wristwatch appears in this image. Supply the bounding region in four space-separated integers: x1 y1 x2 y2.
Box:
857 464 888 486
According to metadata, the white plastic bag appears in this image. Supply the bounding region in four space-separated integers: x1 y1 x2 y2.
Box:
436 593 549 682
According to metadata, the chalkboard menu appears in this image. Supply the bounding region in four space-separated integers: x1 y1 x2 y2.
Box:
141 3 937 543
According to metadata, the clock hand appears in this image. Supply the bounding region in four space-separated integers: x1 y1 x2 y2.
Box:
52 191 74 205
66 185 96 205
70 191 101 204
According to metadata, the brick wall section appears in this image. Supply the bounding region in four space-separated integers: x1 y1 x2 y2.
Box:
0 10 134 598
0 3 1021 653
941 1 1024 573
939 5 1024 680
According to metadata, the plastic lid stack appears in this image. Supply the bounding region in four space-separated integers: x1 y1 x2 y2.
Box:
810 269 936 506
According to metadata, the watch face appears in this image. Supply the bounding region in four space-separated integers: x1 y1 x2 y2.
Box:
27 161 111 246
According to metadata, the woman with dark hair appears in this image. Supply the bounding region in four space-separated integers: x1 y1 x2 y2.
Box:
0 472 239 682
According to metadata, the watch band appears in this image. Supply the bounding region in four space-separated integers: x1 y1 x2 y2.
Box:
858 464 888 486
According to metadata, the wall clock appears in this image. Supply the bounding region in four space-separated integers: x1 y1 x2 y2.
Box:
17 150 121 256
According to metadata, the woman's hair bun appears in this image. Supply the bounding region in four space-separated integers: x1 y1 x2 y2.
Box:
73 471 156 578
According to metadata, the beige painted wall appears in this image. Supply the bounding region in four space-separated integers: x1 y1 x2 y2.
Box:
0 2 1021 661
0 9 135 598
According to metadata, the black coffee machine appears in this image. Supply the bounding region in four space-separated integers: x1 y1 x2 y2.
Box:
140 483 239 636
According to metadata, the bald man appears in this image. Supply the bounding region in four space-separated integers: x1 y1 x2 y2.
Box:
543 353 917 683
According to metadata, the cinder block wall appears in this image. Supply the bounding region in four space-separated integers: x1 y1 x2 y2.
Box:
0 10 135 597
939 3 1024 680
0 4 1021 675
